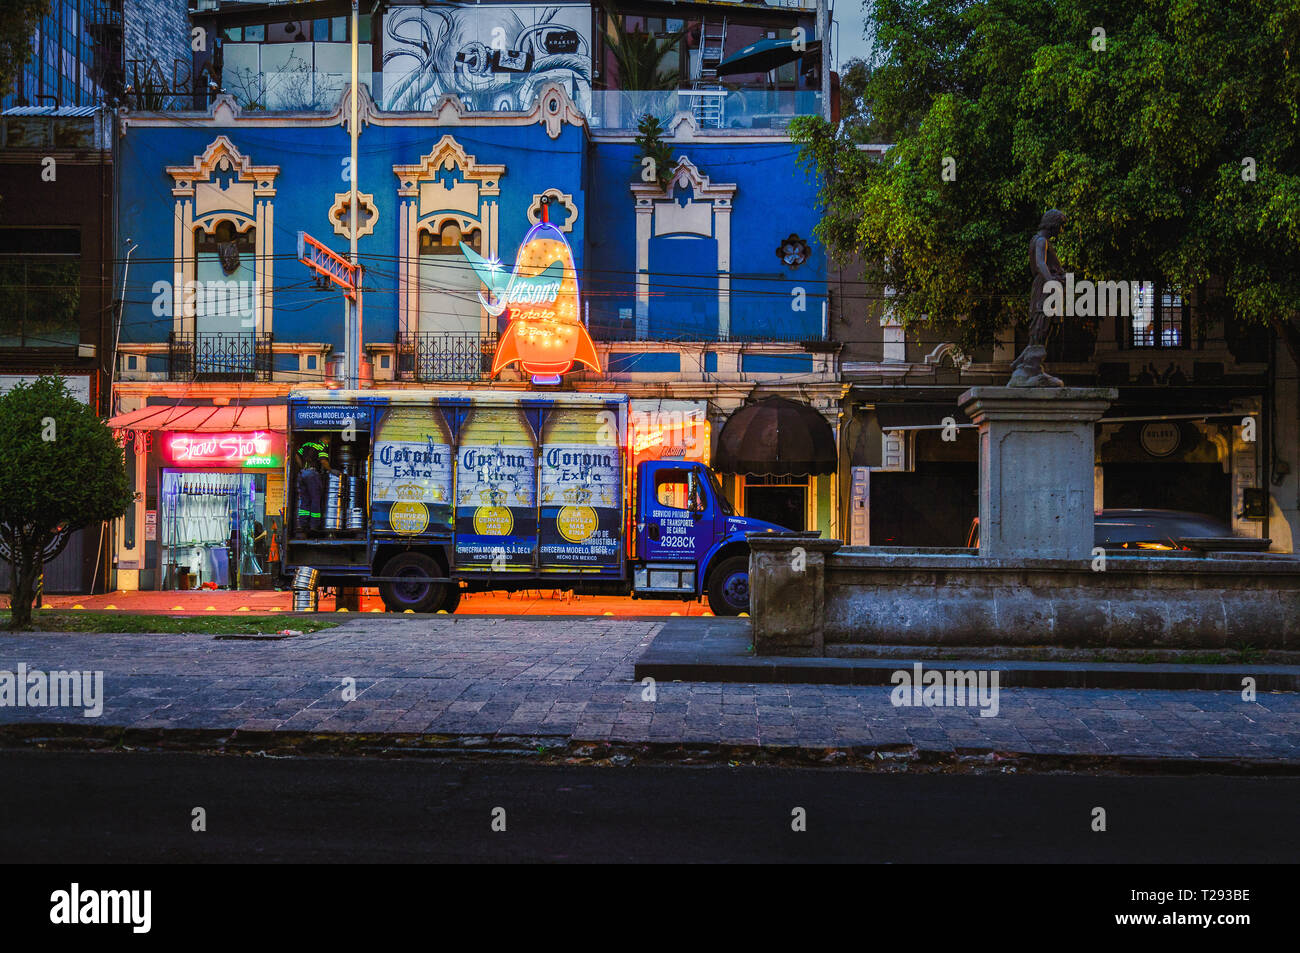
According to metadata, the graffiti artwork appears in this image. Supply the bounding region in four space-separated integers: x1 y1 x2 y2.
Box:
381 4 592 114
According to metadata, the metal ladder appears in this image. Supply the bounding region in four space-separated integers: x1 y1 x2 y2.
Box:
691 17 727 128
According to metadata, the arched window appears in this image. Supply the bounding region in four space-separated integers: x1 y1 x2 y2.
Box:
419 221 481 256
194 219 256 333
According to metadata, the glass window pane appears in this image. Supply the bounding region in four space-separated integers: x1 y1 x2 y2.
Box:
0 259 24 347
25 258 80 347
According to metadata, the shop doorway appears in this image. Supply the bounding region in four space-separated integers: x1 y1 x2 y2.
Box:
159 470 269 590
743 475 808 531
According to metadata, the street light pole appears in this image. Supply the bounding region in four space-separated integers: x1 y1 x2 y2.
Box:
346 0 361 389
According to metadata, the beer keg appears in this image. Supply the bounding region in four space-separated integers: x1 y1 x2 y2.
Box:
324 473 344 530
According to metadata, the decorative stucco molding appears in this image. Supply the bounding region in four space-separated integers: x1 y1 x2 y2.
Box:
630 157 737 340
329 191 378 241
120 83 585 140
392 135 507 337
527 189 578 233
165 136 279 337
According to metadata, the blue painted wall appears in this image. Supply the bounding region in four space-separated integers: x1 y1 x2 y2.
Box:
117 117 824 354
585 139 827 342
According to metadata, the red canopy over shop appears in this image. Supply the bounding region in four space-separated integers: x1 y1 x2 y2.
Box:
106 404 287 433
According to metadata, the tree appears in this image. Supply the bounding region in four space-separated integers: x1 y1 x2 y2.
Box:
0 377 131 630
635 114 674 189
599 4 686 124
0 0 48 102
790 0 1300 357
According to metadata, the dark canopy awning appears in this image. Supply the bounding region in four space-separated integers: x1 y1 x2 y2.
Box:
715 397 836 475
874 403 971 430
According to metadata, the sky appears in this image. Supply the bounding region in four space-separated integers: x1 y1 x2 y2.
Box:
833 1 874 68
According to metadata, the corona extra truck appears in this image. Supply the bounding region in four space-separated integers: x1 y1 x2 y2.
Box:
283 389 786 614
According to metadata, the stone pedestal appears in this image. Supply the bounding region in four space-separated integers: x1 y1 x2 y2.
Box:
959 387 1117 560
749 535 842 655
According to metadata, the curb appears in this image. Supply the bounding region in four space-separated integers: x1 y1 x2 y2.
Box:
2 724 1298 774
638 621 1300 690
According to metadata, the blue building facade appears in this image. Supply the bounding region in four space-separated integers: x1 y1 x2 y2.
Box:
109 0 842 590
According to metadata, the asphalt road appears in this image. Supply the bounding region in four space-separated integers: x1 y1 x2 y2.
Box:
2 749 1297 863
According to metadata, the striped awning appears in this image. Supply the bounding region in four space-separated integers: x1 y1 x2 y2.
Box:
106 403 286 432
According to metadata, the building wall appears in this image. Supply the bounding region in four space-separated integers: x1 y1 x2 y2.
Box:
123 0 194 107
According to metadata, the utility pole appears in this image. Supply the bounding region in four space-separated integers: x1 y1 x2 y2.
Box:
819 0 831 122
345 0 361 388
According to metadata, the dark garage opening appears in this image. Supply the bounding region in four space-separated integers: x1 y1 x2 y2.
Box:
870 462 978 547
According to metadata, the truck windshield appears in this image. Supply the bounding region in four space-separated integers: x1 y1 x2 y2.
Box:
706 469 735 515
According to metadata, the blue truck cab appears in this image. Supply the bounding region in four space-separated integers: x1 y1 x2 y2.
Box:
282 390 786 615
632 460 785 614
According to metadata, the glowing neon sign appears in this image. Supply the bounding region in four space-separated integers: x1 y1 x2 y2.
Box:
461 199 599 385
163 431 285 468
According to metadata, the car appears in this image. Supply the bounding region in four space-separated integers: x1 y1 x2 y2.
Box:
965 509 1271 553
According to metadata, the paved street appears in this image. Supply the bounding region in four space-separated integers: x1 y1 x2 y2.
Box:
2 615 1298 761
4 749 1296 862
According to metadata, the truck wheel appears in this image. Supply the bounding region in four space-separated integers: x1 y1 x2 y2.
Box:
707 555 750 616
442 583 462 614
379 553 447 613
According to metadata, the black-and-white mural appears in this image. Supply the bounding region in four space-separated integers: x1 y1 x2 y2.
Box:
382 4 592 114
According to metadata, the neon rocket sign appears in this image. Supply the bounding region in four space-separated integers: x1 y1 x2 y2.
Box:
461 199 599 385
163 431 284 468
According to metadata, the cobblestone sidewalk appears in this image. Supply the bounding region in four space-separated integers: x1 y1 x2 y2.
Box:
2 616 1297 761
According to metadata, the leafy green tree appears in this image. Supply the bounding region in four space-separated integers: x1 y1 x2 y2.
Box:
836 57 874 143
635 114 675 189
0 377 131 630
791 0 1300 361
0 0 48 102
601 9 684 90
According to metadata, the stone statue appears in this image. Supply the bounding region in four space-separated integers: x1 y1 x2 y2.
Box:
1009 209 1067 387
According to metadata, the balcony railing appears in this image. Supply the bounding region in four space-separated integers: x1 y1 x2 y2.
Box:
398 332 496 382
168 332 273 381
590 322 827 345
588 89 822 131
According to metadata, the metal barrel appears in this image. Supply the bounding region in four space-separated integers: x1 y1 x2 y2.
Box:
324 473 344 529
292 567 318 590
345 507 366 530
292 589 318 612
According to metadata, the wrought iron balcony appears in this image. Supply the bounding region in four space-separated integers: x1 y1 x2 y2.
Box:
397 332 496 382
168 332 273 382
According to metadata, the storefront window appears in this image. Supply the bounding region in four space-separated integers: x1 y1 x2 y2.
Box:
159 470 269 590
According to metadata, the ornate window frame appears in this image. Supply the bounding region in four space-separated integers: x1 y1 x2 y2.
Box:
630 156 737 340
392 135 506 337
165 135 279 335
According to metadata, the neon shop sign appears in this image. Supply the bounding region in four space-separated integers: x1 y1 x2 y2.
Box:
461 197 600 385
163 431 285 468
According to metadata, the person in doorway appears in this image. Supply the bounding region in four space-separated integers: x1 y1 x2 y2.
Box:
296 451 325 536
